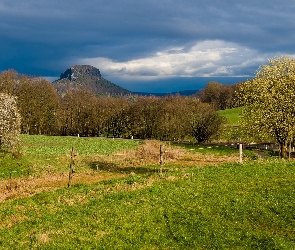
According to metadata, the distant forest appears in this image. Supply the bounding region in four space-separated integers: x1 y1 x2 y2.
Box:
0 70 239 142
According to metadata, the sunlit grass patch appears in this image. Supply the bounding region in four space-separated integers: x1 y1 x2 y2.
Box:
0 160 295 248
218 107 242 125
0 135 142 178
21 134 141 156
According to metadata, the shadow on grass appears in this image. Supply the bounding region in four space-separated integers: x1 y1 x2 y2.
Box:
89 161 166 175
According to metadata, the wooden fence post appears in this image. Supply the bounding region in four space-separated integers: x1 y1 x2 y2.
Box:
239 143 243 163
160 145 164 174
68 147 76 188
9 169 12 190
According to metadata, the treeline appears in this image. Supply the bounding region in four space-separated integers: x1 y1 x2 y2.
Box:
198 81 239 110
0 70 235 142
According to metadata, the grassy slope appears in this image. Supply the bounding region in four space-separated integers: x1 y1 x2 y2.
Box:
0 135 141 179
1 135 295 249
218 107 242 125
218 107 243 142
1 161 295 246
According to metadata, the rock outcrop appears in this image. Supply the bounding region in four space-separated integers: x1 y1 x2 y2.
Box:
52 65 131 96
59 65 102 81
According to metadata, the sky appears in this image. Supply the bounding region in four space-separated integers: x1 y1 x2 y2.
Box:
1 0 295 93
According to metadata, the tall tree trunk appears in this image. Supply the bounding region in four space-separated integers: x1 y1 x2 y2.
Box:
280 142 287 158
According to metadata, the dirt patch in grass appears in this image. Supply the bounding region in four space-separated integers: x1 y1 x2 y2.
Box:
0 140 239 202
101 140 186 167
177 153 239 166
0 171 126 202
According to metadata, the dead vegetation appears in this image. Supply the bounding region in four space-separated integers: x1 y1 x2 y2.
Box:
0 140 239 202
101 140 186 167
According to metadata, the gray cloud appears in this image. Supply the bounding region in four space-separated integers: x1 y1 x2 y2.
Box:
80 40 274 81
0 0 294 90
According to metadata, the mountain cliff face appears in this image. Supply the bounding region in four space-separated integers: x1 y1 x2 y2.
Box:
52 65 131 96
59 65 102 81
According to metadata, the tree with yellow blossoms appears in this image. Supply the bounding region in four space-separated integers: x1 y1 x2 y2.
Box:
238 56 295 158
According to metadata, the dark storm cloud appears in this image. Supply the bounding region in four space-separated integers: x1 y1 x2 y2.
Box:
0 0 294 91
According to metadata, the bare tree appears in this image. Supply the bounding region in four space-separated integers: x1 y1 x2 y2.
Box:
60 88 103 136
189 102 225 143
15 76 60 135
199 81 239 110
0 69 19 94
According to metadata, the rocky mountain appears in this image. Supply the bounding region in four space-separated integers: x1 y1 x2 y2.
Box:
52 65 131 96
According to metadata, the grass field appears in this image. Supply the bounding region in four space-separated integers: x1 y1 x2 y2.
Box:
0 135 141 179
218 107 243 142
218 107 242 125
1 135 294 249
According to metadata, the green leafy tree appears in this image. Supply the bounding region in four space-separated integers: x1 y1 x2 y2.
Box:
238 56 295 158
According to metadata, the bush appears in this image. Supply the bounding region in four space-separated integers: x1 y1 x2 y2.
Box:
190 103 225 143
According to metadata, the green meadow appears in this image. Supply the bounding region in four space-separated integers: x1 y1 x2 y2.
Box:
0 130 295 249
1 159 295 249
218 107 242 125
218 107 243 142
0 135 141 179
